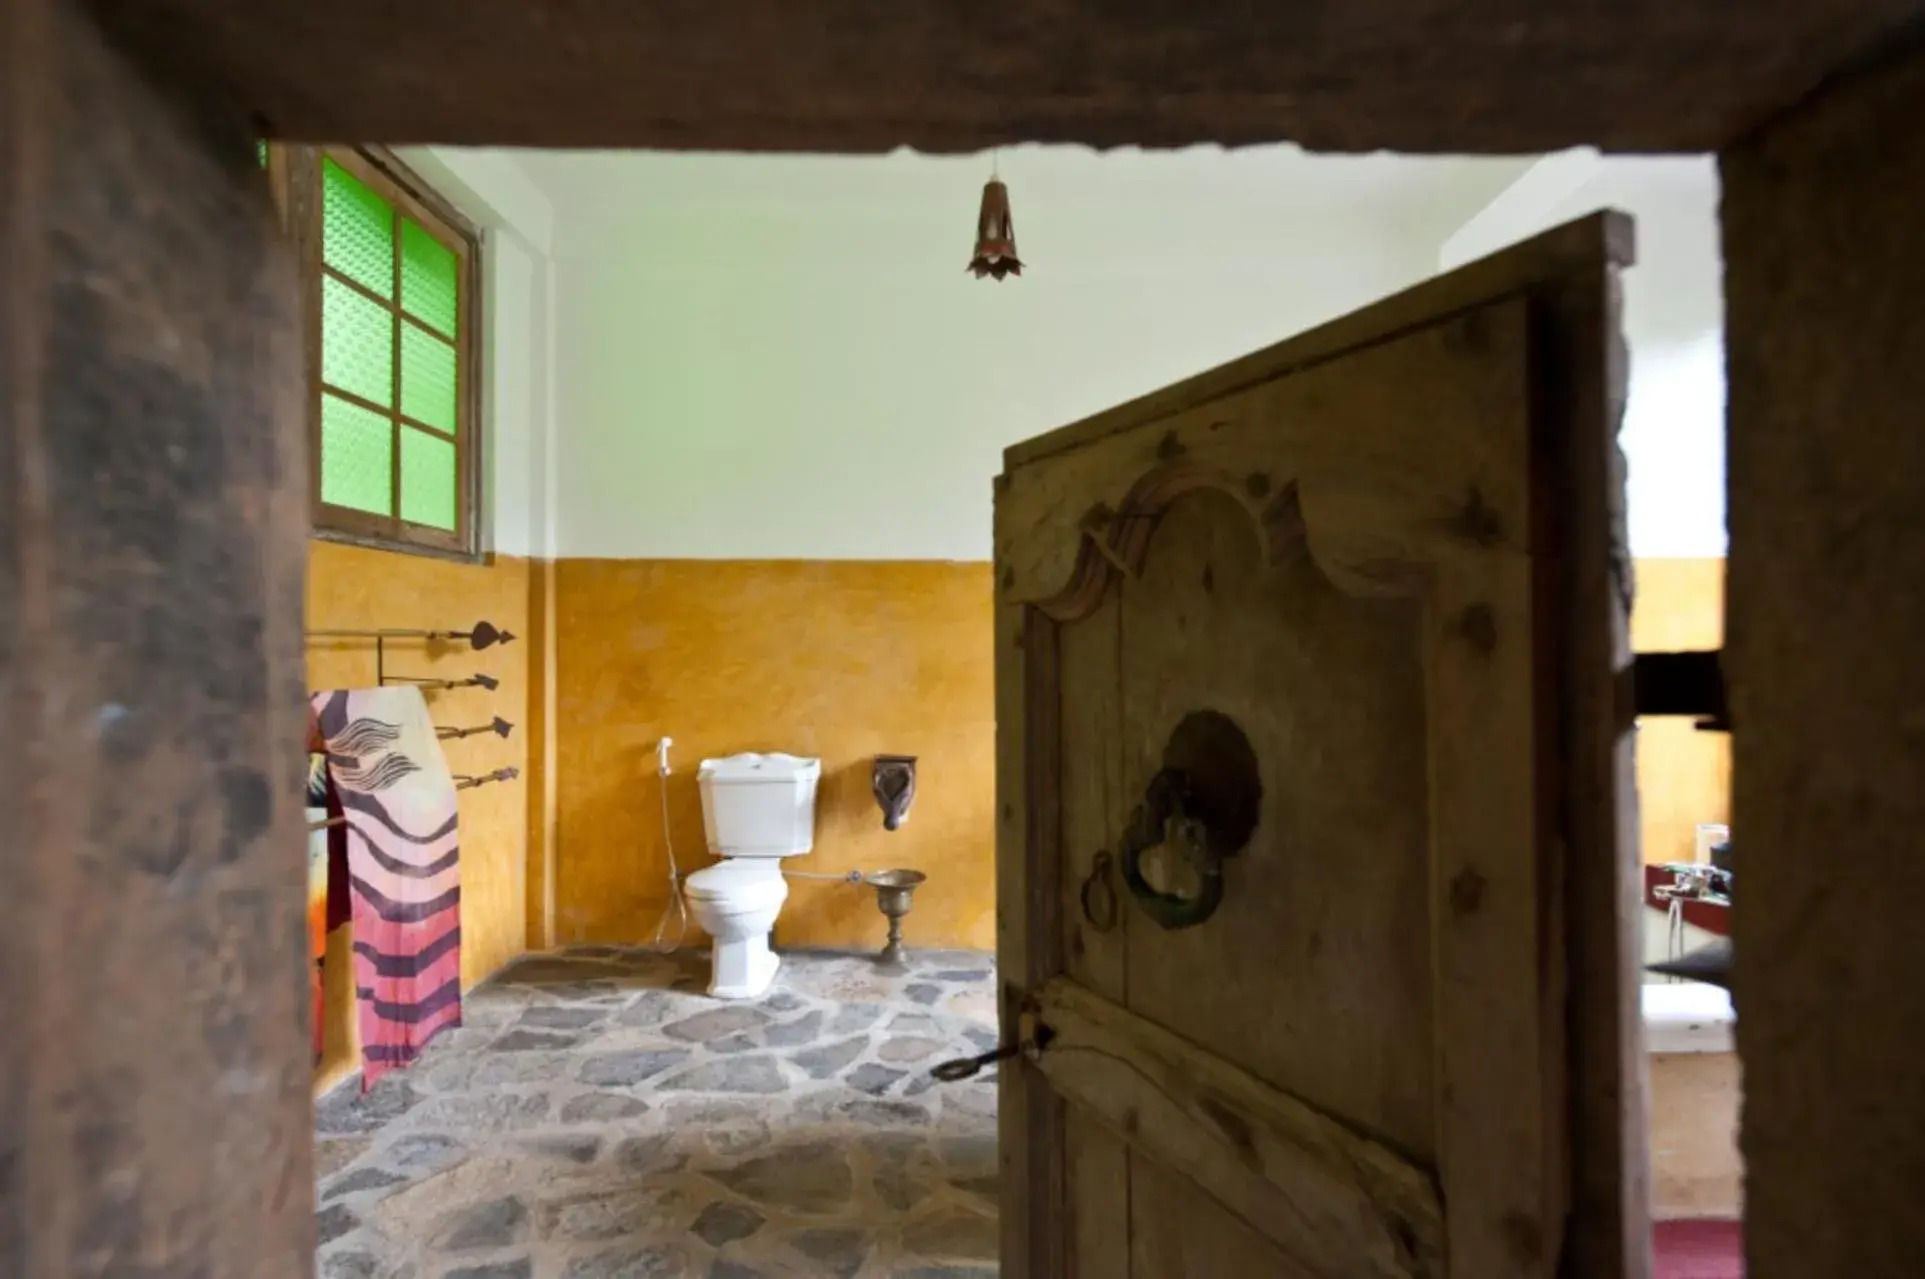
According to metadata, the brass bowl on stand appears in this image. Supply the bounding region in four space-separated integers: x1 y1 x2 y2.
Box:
865 869 927 967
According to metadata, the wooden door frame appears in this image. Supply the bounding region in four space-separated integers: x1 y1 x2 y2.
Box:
993 213 1647 1279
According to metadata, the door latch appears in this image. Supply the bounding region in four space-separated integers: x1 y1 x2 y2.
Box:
929 1021 1055 1082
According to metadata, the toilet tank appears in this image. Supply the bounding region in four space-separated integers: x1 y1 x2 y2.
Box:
698 753 821 856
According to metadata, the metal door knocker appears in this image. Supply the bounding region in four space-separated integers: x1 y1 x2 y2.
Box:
1118 710 1262 931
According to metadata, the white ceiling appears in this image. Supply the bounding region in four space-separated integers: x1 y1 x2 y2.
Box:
510 144 1537 242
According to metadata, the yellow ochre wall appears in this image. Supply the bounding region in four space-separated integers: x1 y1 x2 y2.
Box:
307 541 532 1092
552 559 996 953
303 543 1720 1091
1631 557 1730 865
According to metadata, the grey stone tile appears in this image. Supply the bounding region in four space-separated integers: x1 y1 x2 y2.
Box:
612 990 680 1028
789 1037 866 1080
407 1093 549 1133
708 1032 760 1054
847 1063 906 1095
442 1263 531 1279
577 1048 689 1087
802 1093 931 1128
514 1005 608 1032
489 1029 581 1053
661 1006 770 1043
874 1164 929 1212
613 1133 688 1175
709 1142 855 1215
559 1244 687 1277
520 1133 601 1164
826 1002 883 1035
382 1133 468 1171
930 969 993 982
763 1010 823 1047
659 1055 786 1094
557 1091 650 1123
788 1227 871 1279
432 1196 527 1251
315 1204 359 1247
315 1136 372 1181
904 983 944 1005
318 1251 379 1279
761 990 807 1013
691 1201 765 1247
936 1132 997 1178
316 1078 420 1135
707 1262 765 1279
877 1035 944 1064
537 1188 677 1242
321 1167 406 1202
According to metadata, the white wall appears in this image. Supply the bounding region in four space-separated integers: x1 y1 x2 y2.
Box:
536 147 1525 561
1442 154 1726 558
395 147 558 561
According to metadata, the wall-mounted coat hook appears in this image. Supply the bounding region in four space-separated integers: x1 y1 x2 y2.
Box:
306 620 515 685
307 620 516 650
455 766 520 791
384 672 500 692
438 716 514 741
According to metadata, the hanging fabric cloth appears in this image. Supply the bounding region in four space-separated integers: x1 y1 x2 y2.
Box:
306 705 350 1065
313 685 464 1090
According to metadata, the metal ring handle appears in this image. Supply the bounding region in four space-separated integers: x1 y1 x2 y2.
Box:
1079 850 1119 933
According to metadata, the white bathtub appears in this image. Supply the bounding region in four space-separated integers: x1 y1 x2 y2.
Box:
1643 981 1735 1054
1643 981 1741 1220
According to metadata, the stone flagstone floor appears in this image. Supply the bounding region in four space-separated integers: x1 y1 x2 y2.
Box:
315 947 1001 1279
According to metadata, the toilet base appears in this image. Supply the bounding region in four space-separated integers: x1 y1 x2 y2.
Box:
709 934 780 1000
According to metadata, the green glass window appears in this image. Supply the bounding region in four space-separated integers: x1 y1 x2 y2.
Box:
311 148 474 550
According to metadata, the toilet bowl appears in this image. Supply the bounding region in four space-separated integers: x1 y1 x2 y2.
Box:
686 752 820 999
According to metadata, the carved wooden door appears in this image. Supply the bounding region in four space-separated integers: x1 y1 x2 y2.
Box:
992 216 1647 1279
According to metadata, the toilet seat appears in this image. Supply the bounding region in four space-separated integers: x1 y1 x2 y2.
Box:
684 859 788 910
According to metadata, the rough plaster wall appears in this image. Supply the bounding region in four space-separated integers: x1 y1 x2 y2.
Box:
1723 44 1925 1279
305 545 531 1094
545 148 1471 561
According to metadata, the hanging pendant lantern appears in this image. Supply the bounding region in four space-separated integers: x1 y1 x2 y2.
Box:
967 173 1023 281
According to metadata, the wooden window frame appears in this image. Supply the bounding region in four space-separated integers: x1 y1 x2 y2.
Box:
267 143 484 560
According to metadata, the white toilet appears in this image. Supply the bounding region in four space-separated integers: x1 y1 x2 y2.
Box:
685 752 821 999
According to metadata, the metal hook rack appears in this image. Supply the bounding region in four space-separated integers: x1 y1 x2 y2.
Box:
305 619 515 686
307 764 521 833
385 672 499 692
438 716 514 742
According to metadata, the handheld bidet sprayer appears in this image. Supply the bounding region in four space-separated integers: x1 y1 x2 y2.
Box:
650 736 687 951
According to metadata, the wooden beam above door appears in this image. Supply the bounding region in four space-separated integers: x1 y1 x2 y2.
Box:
94 0 1919 153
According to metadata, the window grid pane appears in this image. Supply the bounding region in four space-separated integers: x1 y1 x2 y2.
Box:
323 158 395 299
400 322 458 435
401 219 460 337
320 392 394 516
400 426 457 531
321 276 395 408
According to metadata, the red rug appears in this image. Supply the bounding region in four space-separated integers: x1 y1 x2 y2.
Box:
1655 1219 1743 1279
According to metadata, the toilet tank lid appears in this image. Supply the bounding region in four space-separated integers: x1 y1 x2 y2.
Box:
699 752 822 783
